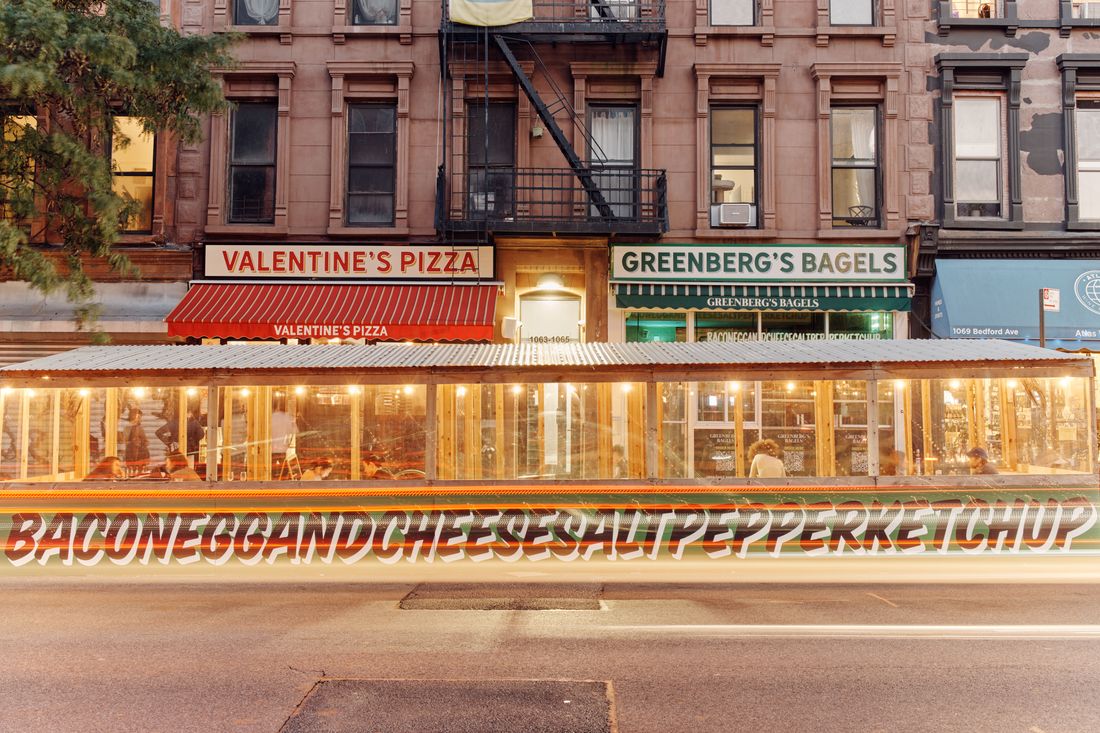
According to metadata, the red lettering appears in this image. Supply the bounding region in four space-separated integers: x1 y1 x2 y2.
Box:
333 250 350 273
428 251 442 273
444 251 459 273
289 250 305 273
221 250 240 272
377 252 391 273
256 251 270 272
400 252 416 272
460 251 477 272
352 251 368 273
239 251 255 272
272 251 286 272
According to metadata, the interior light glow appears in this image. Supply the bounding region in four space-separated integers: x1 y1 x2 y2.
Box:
949 380 961 390
240 388 251 397
294 386 306 396
78 388 90 398
1006 380 1018 389
132 387 147 399
621 383 632 393
348 385 361 395
185 387 198 397
511 385 522 395
403 385 414 396
456 386 467 397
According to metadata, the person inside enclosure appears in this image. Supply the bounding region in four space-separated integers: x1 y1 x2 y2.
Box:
166 452 201 481
124 408 150 476
612 444 628 478
967 447 998 475
84 456 125 481
748 439 786 478
300 458 334 481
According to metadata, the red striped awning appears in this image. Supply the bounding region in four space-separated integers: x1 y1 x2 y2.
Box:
166 283 498 342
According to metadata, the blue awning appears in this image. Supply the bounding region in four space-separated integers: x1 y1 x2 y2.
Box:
932 259 1100 348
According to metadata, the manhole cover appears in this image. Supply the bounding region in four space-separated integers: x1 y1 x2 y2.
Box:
400 583 602 611
280 679 612 733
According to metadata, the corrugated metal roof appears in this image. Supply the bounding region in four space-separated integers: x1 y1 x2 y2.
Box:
0 339 1089 378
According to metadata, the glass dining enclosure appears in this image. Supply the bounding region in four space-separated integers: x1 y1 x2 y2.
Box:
0 341 1094 483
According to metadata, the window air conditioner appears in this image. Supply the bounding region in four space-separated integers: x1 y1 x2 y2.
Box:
711 203 756 227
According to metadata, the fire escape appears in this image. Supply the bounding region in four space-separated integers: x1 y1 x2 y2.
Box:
436 0 668 241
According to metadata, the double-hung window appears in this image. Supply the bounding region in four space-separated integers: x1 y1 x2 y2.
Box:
110 117 155 233
466 102 515 219
710 108 757 212
1077 102 1100 220
228 102 277 224
950 0 1003 18
953 97 1002 218
351 0 398 25
831 0 874 25
711 0 755 25
830 107 879 227
589 105 638 220
346 104 396 225
234 0 279 25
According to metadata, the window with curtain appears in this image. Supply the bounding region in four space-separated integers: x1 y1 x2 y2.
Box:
228 102 277 224
830 106 879 227
346 104 396 226
831 0 874 25
352 0 397 25
234 0 279 25
589 105 637 220
711 0 755 24
953 96 1002 218
466 102 515 219
111 117 155 233
710 107 757 209
1078 102 1100 220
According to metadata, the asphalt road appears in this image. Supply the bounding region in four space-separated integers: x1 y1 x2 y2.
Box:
2 564 1099 732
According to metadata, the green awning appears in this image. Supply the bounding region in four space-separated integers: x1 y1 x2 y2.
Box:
613 283 912 312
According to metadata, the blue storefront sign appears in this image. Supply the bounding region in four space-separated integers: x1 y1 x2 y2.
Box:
932 259 1100 347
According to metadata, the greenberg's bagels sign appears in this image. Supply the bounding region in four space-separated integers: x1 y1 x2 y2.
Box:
204 244 493 280
611 244 906 283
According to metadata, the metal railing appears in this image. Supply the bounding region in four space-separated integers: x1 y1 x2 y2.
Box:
439 166 668 234
442 0 666 29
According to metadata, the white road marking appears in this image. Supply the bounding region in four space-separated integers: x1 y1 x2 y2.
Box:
866 592 899 608
604 624 1100 639
1029 727 1047 733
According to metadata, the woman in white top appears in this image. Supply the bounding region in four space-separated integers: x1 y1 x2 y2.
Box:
748 439 786 478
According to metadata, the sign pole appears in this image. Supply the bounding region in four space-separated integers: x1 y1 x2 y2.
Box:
1039 289 1045 349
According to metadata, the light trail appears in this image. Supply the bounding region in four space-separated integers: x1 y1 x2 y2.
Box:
603 624 1100 639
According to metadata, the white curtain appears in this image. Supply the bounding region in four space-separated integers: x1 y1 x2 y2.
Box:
590 108 635 164
242 0 279 24
354 0 395 23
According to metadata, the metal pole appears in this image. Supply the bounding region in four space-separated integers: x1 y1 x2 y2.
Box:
1039 289 1046 349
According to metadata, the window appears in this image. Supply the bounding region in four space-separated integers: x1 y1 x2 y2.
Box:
234 0 279 25
711 0 755 25
589 105 638 220
110 117 155 233
1077 102 1100 220
951 1 1003 18
953 97 1002 218
830 107 879 227
1 111 36 222
346 104 396 226
1072 1 1100 19
710 108 757 211
351 0 397 24
228 102 277 224
831 0 874 25
466 102 515 219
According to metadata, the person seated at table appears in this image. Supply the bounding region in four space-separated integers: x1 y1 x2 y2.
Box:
361 453 395 479
85 456 125 481
165 451 201 482
301 458 334 481
967 447 998 475
748 439 786 478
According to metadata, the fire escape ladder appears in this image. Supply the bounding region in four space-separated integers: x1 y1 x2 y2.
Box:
492 34 615 220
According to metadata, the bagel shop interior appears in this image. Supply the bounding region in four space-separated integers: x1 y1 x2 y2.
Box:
0 340 1094 484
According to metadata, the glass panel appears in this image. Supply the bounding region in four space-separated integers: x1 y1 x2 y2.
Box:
658 382 689 478
229 166 275 223
467 104 515 167
466 168 515 218
951 1 1004 18
235 0 279 25
834 380 870 476
954 98 1001 158
625 312 687 343
694 312 757 342
761 312 827 338
348 167 394 194
831 108 877 163
349 106 395 134
831 168 878 224
1079 170 1100 220
359 385 426 479
348 132 395 166
590 107 636 164
2 114 36 141
111 117 155 173
711 0 755 25
759 381 816 477
712 109 755 145
955 159 1000 202
230 103 277 164
1077 107 1100 162
828 312 894 340
347 194 394 225
351 0 398 24
831 0 874 26
712 168 755 204
112 175 154 232
592 167 637 219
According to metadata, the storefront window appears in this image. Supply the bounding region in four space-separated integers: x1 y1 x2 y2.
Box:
625 312 687 343
834 380 870 476
759 380 817 476
695 312 757 342
829 312 893 340
760 312 827 339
